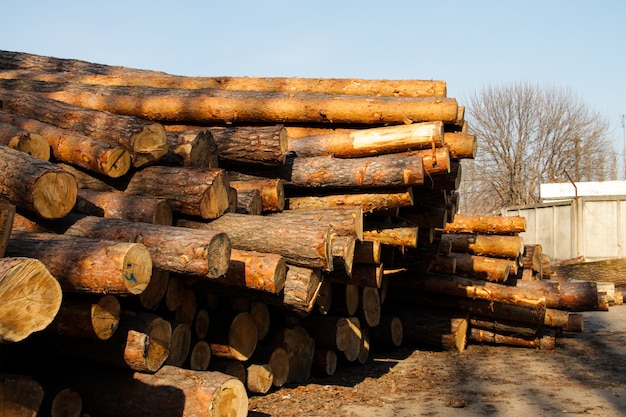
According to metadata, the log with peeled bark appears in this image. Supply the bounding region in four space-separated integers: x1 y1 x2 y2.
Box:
0 51 446 96
0 257 62 343
178 213 332 271
235 189 262 215
271 325 315 384
444 214 527 235
0 78 459 125
74 188 173 225
0 120 50 160
7 231 152 295
441 232 524 260
446 252 512 283
0 373 44 417
287 121 444 158
0 145 77 219
0 199 15 257
469 327 556 350
0 88 168 167
162 129 219 168
250 346 289 387
124 166 231 220
208 311 258 361
363 222 419 248
267 206 364 241
60 215 231 279
444 132 477 159
164 321 192 368
245 364 274 394
45 294 121 340
0 111 130 178
396 306 468 352
230 178 285 213
287 187 414 213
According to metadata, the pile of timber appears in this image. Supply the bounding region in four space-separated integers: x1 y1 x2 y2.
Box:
0 50 617 417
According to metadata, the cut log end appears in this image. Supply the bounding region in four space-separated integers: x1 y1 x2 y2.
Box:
121 242 153 295
129 123 168 167
91 294 121 340
32 171 77 219
206 232 232 279
200 170 231 219
102 148 131 178
51 388 82 417
228 312 258 361
10 132 51 161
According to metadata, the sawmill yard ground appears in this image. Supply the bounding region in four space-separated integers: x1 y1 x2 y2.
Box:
249 285 626 416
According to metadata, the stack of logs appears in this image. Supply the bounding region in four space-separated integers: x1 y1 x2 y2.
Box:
0 50 618 417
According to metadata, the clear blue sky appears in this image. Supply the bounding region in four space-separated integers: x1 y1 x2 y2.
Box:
3 1 626 174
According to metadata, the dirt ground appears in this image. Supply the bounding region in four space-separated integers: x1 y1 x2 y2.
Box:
248 301 626 417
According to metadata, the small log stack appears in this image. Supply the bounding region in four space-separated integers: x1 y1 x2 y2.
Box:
0 49 615 416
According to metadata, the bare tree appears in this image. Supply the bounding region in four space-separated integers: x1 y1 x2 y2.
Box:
459 82 616 215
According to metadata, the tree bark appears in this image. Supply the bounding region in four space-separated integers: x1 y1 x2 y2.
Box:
268 206 363 242
282 265 323 316
7 231 152 295
0 121 50 161
205 125 289 166
211 249 287 294
178 213 332 271
124 166 231 220
235 189 263 215
0 89 167 167
46 294 120 340
0 111 130 178
0 144 77 219
62 215 231 279
0 78 459 125
0 257 62 343
162 129 219 168
441 233 524 259
0 373 44 417
75 188 173 225
230 178 285 213
330 234 356 277
363 223 419 248
287 187 414 213
444 132 477 159
288 122 444 158
443 214 527 234
447 253 511 283
0 199 15 257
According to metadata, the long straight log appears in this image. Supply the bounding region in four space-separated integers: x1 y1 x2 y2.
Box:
396 306 468 352
0 111 130 178
217 249 287 294
0 78 459 124
0 145 77 219
124 166 231 220
0 120 50 160
448 252 511 283
0 257 62 343
7 231 152 295
469 327 555 350
287 187 414 213
441 233 524 259
0 89 167 167
288 122 444 158
363 223 419 248
267 206 364 241
444 214 527 235
178 213 332 271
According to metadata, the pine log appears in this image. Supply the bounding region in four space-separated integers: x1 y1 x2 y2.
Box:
208 359 247 385
0 257 62 343
330 234 356 277
0 52 446 96
398 204 448 229
288 121 444 158
124 166 231 220
0 88 168 167
427 255 457 275
363 223 419 248
271 325 316 384
235 189 263 215
0 145 77 219
49 388 82 417
268 206 363 241
441 232 524 259
368 315 403 350
208 311 258 361
251 346 289 387
231 152 425 189
230 178 285 213
246 364 274 394
75 188 173 225
353 239 382 264
359 286 381 327
0 111 130 178
46 294 120 340
444 214 527 234
164 321 192 368
287 187 414 213
282 264 323 316
7 231 152 295
164 274 185 312
221 249 287 294
469 316 539 338
0 78 459 125
469 327 555 350
444 132 477 159
397 307 468 352
178 213 332 271
62 215 231 279
188 340 212 371
0 199 15 257
315 279 333 315
162 129 219 168
0 373 44 417
447 252 511 283
311 349 338 377
301 315 362 362
0 120 50 160
55 162 114 192
407 147 451 175
203 125 289 166
556 281 608 312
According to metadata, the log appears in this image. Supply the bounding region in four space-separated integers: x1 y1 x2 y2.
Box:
0 373 44 417
0 257 62 343
208 359 247 385
230 178 285 213
301 316 362 361
50 388 82 417
164 274 185 312
219 249 287 294
124 166 231 220
469 327 555 350
0 144 77 219
398 204 448 229
55 162 114 192
363 223 419 248
0 88 168 167
208 311 258 361
74 188 173 225
164 321 192 368
231 152 425 189
311 349 338 377
268 206 363 241
287 187 414 213
0 78 460 125
188 340 212 371
556 281 607 312
330 283 360 316
271 325 315 384
397 307 468 352
0 120 50 160
0 111 130 178
62 215 231 279
315 279 333 315
522 244 543 273
178 213 332 271
444 132 477 159
287 122 444 158
357 327 371 365
353 239 382 264
359 286 381 327
7 231 152 295
206 125 289 166
0 52 446 96
235 189 263 215
330 234 356 277
328 263 383 288
138 268 169 311
441 233 524 259
469 316 539 337
447 252 511 283
443 214 527 235
251 346 289 388
282 265 323 316
246 364 274 394
162 129 219 168
46 294 120 340
0 199 15 257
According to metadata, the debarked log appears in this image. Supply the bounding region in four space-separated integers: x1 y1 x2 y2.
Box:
287 187 414 213
443 214 527 235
